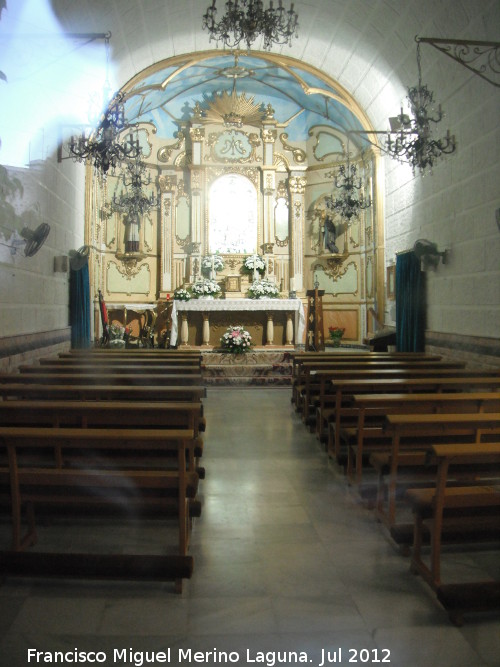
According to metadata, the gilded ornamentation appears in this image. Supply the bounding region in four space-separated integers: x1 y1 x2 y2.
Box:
200 89 266 128
276 180 288 201
273 152 290 170
174 152 192 168
191 169 202 191
309 127 345 162
313 255 351 281
275 236 289 247
176 235 192 248
264 173 274 195
177 180 187 198
190 127 205 143
109 257 144 278
264 104 275 121
159 175 177 193
207 166 259 189
192 102 204 121
157 131 185 163
365 223 373 245
206 129 261 163
279 133 306 164
349 225 360 249
294 201 302 219
262 129 277 144
289 176 307 194
219 255 245 271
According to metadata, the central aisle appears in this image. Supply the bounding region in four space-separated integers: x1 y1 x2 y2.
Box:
184 387 496 666
0 388 497 666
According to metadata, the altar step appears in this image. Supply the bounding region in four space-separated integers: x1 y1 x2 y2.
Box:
201 350 293 386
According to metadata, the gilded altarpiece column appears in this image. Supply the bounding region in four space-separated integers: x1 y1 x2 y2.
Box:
289 174 307 293
159 174 176 296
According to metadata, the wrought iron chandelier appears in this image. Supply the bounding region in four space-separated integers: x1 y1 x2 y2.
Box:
111 156 159 218
68 34 141 174
385 39 456 174
325 150 371 224
202 0 299 51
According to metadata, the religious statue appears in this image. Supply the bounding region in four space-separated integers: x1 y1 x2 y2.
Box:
322 215 339 254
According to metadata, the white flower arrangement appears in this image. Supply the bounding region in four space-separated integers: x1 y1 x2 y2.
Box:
173 288 191 301
220 325 252 353
201 254 225 274
191 278 221 298
109 323 125 340
243 254 266 274
248 279 280 299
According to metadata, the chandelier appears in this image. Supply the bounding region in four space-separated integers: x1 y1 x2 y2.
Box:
111 156 159 218
68 34 141 174
385 39 456 174
202 0 299 51
325 150 371 224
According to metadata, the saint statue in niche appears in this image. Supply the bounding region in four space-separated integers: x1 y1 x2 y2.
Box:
322 215 340 254
124 212 141 253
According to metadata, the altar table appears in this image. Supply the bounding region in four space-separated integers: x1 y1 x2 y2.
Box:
170 299 305 348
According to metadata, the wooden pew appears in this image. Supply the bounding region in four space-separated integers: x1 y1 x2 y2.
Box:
310 361 468 435
290 351 442 381
18 363 202 375
326 377 500 464
0 372 204 386
0 383 206 402
406 442 500 626
376 413 500 539
299 361 467 423
61 349 202 357
302 364 492 427
0 400 205 476
346 392 500 487
292 355 445 408
42 356 202 368
0 426 196 591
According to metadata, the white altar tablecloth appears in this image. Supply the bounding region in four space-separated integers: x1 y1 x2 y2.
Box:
170 298 305 346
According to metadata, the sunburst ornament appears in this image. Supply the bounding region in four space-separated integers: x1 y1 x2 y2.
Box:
202 87 266 128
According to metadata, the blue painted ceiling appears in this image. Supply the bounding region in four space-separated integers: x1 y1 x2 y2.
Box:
122 52 370 149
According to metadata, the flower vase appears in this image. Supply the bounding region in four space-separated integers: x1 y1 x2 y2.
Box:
332 338 342 347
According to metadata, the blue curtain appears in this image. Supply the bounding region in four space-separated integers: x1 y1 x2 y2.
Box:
395 251 426 352
69 263 91 349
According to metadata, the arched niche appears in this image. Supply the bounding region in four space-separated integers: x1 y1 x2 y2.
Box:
208 173 258 254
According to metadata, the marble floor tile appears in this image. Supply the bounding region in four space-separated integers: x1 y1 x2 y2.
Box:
0 387 498 667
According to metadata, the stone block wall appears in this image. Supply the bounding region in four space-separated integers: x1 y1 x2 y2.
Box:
0 328 71 373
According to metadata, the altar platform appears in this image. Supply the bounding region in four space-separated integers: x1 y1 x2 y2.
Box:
170 298 305 349
200 350 294 386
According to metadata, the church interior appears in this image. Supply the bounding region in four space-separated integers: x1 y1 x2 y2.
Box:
0 1 499 665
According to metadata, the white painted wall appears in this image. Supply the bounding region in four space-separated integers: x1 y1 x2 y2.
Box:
1 0 498 343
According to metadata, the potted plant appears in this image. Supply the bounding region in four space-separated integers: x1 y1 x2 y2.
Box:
191 278 221 299
328 326 345 347
242 254 266 280
173 287 191 301
201 254 225 279
220 325 252 353
247 279 280 299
